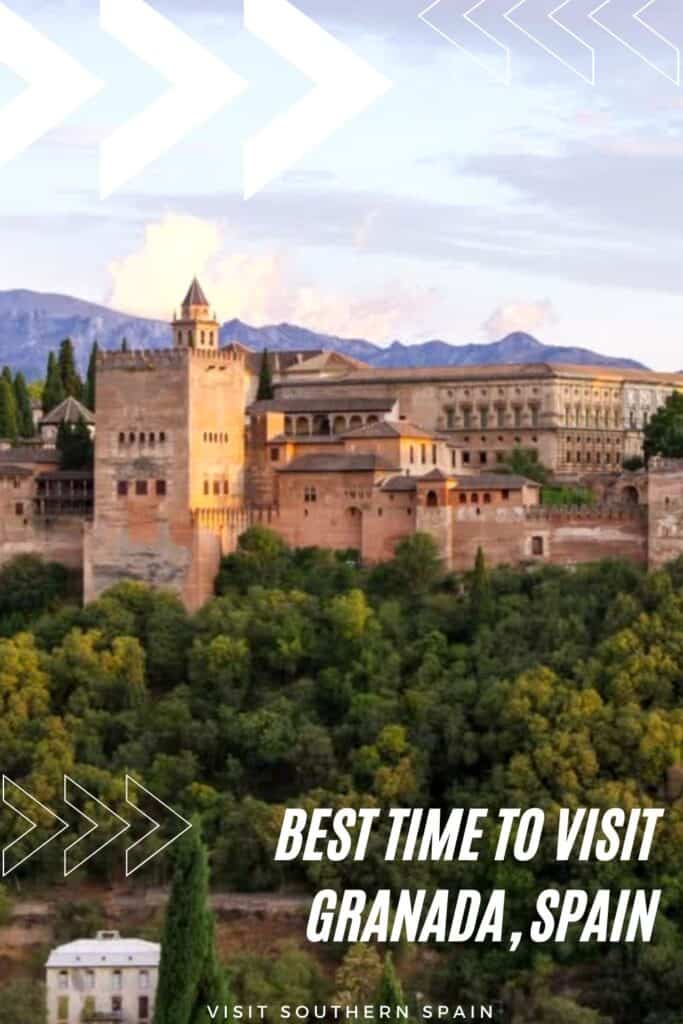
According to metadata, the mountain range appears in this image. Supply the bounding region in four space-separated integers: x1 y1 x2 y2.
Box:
0 289 647 379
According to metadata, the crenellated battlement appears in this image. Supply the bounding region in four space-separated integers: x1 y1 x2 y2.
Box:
525 503 645 522
97 346 245 371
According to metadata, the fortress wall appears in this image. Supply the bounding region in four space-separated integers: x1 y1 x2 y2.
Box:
0 518 85 572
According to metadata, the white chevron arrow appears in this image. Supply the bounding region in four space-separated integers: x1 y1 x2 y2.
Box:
244 0 392 199
63 776 129 878
100 0 248 198
590 0 679 84
2 776 68 877
124 775 191 877
0 2 102 166
505 0 595 84
419 0 511 85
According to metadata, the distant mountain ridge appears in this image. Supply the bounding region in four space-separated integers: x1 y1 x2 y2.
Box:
0 289 647 378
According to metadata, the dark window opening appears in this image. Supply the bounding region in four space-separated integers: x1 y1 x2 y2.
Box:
532 536 544 556
135 480 148 496
117 481 129 497
155 480 166 496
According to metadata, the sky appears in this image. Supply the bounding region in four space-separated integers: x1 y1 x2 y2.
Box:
1 0 683 368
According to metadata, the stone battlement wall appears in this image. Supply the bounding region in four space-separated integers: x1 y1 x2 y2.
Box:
525 503 645 523
97 347 245 370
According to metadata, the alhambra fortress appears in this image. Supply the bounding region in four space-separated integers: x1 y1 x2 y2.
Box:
3 279 683 610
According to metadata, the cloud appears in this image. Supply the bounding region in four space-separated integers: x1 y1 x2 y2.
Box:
107 213 440 342
482 300 556 340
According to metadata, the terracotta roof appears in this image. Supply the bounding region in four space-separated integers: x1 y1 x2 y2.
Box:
456 473 538 490
249 396 396 414
419 468 449 481
278 453 399 474
282 349 369 373
0 465 32 478
182 276 209 308
0 447 60 465
381 476 418 492
41 396 94 426
268 433 344 445
342 419 433 440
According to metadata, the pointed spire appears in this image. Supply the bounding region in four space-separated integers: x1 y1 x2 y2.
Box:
182 276 209 310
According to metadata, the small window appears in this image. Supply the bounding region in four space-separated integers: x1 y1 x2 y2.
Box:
532 536 544 556
112 970 122 992
139 970 149 990
112 996 122 1012
58 971 69 991
451 450 456 468
377 507 383 516
479 451 488 465
483 493 491 504
57 996 69 1022
14 502 23 516
129 432 135 443
471 492 479 504
432 444 437 464
204 481 209 495
159 431 166 443
270 448 280 462
135 480 148 496
139 995 150 1019
85 970 95 991
223 481 229 495
149 432 155 444
117 481 128 497
139 432 146 444
421 445 426 464
155 480 166 496
118 432 125 445
213 481 220 495
459 493 467 504
409 446 414 464
502 489 510 500
463 451 471 464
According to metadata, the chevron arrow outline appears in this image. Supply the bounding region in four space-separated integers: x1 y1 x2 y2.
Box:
124 775 192 877
590 0 680 85
99 0 248 198
419 0 511 84
0 2 102 166
63 776 130 878
505 0 596 84
243 0 392 199
2 775 69 877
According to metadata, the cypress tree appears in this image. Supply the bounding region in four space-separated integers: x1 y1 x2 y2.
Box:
153 825 222 1024
121 337 130 353
57 338 83 399
469 546 493 627
376 953 405 1017
0 375 18 441
85 341 99 410
13 373 34 438
257 348 274 401
57 416 93 471
189 915 230 1024
43 352 65 413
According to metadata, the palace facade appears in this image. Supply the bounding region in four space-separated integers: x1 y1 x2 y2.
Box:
4 280 683 611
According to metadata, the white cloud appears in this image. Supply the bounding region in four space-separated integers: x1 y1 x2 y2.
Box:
482 300 557 340
106 214 440 342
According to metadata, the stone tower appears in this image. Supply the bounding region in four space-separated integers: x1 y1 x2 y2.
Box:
172 277 220 350
84 280 250 611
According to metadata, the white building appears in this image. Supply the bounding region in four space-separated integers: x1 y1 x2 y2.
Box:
46 930 160 1024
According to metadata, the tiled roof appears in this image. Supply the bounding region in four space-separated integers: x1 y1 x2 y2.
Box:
420 468 449 481
278 453 399 474
456 473 538 490
268 433 344 445
0 465 32 478
0 447 60 464
47 937 160 969
41 396 94 426
182 276 209 308
342 420 433 440
249 397 396 414
381 475 418 492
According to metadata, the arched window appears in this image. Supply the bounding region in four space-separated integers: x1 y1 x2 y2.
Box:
426 490 438 508
296 416 310 436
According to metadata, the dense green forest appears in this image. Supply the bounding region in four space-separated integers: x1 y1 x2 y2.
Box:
2 531 683 1022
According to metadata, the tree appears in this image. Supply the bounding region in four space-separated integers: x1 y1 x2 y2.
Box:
0 373 18 441
257 349 274 401
12 372 34 438
57 338 83 399
0 979 46 1024
57 416 93 470
501 446 550 484
469 546 493 627
644 392 683 461
85 341 99 410
43 351 65 413
333 944 383 1006
153 825 223 1024
376 953 406 1016
121 337 130 352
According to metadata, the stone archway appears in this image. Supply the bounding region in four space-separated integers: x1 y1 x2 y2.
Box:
622 485 639 504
